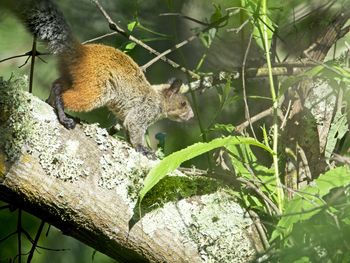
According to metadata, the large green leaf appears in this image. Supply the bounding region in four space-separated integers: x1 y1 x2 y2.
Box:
271 166 350 241
139 136 273 202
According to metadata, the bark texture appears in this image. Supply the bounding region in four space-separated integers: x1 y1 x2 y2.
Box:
0 77 262 262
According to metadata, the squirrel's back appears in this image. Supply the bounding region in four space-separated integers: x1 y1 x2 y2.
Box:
60 44 157 116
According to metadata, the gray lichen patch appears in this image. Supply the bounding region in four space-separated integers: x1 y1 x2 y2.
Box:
0 77 36 161
0 77 89 181
34 123 90 181
142 190 256 263
83 123 156 202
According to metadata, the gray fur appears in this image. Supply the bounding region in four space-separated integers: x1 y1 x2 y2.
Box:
22 0 75 54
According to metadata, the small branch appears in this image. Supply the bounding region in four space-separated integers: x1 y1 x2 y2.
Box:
91 0 199 79
227 19 249 34
280 100 291 131
29 36 37 93
82 32 118 44
235 107 273 133
141 11 232 70
237 177 281 216
27 220 45 263
241 32 256 139
159 13 209 26
0 81 261 262
0 51 48 64
247 210 270 250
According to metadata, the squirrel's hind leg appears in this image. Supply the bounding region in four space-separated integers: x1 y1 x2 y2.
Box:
49 80 76 129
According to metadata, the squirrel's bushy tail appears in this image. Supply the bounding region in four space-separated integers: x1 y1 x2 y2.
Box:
6 0 78 54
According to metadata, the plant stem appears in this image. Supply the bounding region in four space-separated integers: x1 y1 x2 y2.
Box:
261 0 284 212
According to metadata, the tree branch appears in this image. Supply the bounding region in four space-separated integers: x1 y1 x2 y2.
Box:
0 77 262 262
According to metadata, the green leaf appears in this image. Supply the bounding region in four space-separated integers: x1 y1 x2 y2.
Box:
124 42 136 51
127 21 138 32
210 4 223 23
227 143 277 205
139 136 273 202
271 166 350 241
325 110 348 158
209 123 235 134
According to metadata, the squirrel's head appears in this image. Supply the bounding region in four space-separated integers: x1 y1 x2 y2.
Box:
153 78 194 122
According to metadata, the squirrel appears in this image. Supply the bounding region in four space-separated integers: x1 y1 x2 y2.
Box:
4 0 194 156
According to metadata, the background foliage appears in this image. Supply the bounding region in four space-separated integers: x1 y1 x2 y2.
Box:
1 0 350 262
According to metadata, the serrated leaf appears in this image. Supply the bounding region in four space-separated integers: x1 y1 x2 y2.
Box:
271 166 350 241
325 111 349 158
139 136 273 202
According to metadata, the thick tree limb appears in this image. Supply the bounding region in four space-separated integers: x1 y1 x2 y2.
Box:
0 77 262 262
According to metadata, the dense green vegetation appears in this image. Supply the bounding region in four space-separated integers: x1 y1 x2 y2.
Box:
1 0 350 262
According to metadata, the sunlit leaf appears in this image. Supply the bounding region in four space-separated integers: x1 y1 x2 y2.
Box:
271 166 350 241
139 136 273 203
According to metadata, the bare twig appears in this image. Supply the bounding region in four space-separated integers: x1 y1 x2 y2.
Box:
227 19 249 33
332 154 350 165
241 32 257 139
82 32 118 44
27 220 45 263
237 177 281 215
29 36 37 93
236 107 273 133
91 0 200 79
141 12 232 70
247 210 270 250
159 13 209 26
280 99 291 131
0 51 48 64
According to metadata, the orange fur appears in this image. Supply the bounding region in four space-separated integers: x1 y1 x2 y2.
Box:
59 43 147 112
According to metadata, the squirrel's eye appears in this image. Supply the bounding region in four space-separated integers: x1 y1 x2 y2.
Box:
181 101 187 107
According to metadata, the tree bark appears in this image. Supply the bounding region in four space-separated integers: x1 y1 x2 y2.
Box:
0 77 262 262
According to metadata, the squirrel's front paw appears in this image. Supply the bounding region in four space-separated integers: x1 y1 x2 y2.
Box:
60 117 76 129
135 145 156 159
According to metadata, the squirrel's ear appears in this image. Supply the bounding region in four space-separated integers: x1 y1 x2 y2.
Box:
167 78 183 94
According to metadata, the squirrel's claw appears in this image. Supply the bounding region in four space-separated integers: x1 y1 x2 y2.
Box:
60 117 76 129
135 145 157 160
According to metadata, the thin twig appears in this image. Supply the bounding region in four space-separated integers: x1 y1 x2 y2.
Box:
159 13 209 26
27 220 45 263
280 99 291 131
29 36 37 93
141 13 231 70
82 32 118 44
236 107 273 133
241 32 257 139
0 231 17 243
227 19 249 33
237 177 281 215
0 51 48 64
143 11 234 70
247 210 270 250
91 0 199 79
17 209 22 263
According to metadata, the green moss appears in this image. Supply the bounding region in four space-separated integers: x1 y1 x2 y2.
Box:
141 175 221 213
